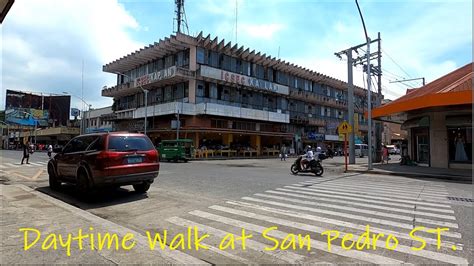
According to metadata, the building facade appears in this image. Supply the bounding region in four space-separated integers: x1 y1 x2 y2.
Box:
83 106 114 134
102 32 377 156
373 63 472 169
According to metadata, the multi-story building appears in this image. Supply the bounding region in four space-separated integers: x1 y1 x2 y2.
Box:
102 32 377 156
83 106 114 134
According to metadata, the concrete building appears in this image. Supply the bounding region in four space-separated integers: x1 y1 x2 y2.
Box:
102 32 378 156
373 63 472 169
83 106 114 133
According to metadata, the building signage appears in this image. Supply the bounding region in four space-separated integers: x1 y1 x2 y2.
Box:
134 66 176 87
308 132 325 141
200 65 289 95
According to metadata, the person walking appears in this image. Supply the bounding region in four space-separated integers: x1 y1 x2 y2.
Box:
280 145 287 161
382 145 389 164
21 141 31 164
47 144 53 159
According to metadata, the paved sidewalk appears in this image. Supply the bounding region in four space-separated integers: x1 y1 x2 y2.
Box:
0 184 206 264
346 163 472 182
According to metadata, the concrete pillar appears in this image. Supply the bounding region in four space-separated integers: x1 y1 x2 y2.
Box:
251 135 261 156
223 133 233 146
188 46 197 104
430 112 448 168
194 132 200 148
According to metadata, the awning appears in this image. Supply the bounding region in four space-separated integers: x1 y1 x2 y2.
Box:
401 116 429 130
446 115 472 127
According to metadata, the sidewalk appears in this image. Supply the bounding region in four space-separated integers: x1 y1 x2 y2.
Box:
0 184 206 264
346 162 472 182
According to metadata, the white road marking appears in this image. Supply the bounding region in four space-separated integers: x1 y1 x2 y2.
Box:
29 162 43 166
167 216 307 264
209 205 467 264
0 165 7 169
304 179 449 193
292 183 451 206
256 192 459 229
299 181 449 197
225 200 463 249
267 189 457 221
241 197 461 238
189 210 404 264
5 163 19 168
283 185 454 213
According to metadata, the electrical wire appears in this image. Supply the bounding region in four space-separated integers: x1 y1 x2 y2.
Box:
381 48 412 78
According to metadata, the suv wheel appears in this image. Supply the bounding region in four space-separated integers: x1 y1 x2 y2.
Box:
48 164 61 190
133 182 151 193
76 170 90 193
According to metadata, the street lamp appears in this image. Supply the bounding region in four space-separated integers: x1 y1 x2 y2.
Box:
63 92 92 134
355 0 373 170
113 72 149 135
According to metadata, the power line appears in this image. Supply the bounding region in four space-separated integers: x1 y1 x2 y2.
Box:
381 48 412 78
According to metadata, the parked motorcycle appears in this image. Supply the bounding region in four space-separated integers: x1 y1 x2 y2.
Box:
290 154 324 176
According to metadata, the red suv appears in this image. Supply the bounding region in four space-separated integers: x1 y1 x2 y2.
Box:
48 132 159 193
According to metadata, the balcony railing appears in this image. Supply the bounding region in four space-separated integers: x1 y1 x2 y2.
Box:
289 89 365 112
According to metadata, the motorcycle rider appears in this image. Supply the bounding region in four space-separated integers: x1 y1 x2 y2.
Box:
301 145 314 170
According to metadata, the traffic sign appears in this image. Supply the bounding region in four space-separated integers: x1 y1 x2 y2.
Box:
338 121 352 134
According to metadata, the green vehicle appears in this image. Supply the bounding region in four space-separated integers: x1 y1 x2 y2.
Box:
157 139 194 162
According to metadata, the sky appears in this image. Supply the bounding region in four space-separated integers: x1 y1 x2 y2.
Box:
1 0 472 111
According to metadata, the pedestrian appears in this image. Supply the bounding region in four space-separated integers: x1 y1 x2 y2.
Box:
382 145 389 164
47 144 53 159
280 145 287 161
21 141 31 164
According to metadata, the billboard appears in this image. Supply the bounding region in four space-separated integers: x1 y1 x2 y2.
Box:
5 90 71 127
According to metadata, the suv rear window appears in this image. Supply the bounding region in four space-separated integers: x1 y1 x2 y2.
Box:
108 135 154 151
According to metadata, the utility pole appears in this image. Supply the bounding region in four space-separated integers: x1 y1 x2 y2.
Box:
347 49 355 164
335 36 380 164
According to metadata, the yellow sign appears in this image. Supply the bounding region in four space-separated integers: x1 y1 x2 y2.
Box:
338 121 352 134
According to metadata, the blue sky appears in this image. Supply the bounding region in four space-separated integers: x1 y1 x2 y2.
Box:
1 0 472 111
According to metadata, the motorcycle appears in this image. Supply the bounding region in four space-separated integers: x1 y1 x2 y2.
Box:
290 154 324 176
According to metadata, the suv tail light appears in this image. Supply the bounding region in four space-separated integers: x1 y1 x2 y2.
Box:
97 151 123 168
145 149 159 163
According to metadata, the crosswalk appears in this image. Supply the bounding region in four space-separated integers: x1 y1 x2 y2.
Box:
0 161 48 170
162 174 468 264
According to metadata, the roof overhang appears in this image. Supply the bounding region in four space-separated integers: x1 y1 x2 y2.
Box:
0 0 14 23
372 90 472 119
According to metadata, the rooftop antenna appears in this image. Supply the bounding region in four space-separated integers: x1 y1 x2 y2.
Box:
174 0 189 34
235 0 238 43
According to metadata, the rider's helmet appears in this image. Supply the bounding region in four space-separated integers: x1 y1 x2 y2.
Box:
316 146 322 152
306 145 312 150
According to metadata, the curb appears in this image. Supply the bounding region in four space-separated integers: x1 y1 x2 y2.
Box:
346 169 472 183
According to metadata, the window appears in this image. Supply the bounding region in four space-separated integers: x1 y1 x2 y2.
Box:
448 127 472 162
63 136 97 153
108 136 154 151
197 48 206 64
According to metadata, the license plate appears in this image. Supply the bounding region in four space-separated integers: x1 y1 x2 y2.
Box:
127 157 143 164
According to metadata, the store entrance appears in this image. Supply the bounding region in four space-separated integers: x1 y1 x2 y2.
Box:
412 128 430 165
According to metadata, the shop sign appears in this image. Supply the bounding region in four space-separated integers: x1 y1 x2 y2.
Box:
134 66 176 87
326 135 340 141
308 132 324 141
200 65 289 95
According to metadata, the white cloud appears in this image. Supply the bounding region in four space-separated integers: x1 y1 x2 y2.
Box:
1 0 143 109
240 23 285 40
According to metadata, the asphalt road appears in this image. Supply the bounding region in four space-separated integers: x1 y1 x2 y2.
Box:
0 150 472 264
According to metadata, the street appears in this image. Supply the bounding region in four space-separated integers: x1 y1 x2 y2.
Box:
1 150 472 264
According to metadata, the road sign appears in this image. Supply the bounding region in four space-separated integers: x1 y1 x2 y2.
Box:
338 121 352 134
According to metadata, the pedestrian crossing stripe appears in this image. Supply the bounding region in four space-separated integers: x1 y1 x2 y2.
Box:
225 200 462 250
5 163 19 168
205 205 466 264
272 188 456 220
0 165 6 168
292 183 452 206
188 209 405 264
29 162 42 166
263 190 458 228
283 185 454 212
242 196 462 238
167 216 308 264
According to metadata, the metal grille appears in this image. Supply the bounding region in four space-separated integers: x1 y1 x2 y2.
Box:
447 197 473 202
